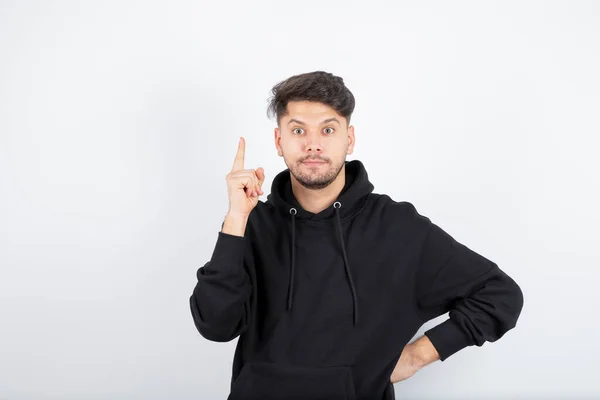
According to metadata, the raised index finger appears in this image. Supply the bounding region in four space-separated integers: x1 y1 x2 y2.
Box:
232 137 245 171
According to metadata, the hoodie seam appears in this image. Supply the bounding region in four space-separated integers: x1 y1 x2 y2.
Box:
411 222 432 324
411 222 498 323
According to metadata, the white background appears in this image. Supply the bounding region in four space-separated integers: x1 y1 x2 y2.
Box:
1 1 599 399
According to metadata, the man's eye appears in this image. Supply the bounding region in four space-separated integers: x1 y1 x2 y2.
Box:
323 127 334 134
293 128 304 135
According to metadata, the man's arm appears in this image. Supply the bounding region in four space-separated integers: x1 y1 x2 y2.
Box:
413 215 524 362
391 207 523 383
189 214 253 342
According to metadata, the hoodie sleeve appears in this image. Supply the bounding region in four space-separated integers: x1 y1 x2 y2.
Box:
413 218 524 361
189 231 253 342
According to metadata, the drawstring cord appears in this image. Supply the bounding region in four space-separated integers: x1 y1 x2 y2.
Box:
287 207 297 311
286 202 359 326
334 201 359 326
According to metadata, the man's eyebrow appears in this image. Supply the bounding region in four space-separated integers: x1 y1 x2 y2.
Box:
287 117 341 126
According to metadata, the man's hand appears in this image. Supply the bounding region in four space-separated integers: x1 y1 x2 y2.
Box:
226 137 265 216
390 335 440 384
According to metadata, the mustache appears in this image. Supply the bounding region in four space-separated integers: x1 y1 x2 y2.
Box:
301 157 328 162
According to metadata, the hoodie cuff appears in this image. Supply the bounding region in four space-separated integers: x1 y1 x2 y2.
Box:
210 231 246 269
424 317 473 362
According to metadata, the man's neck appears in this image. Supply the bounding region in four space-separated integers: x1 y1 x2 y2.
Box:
290 165 346 215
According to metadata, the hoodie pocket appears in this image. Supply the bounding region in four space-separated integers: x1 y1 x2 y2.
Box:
228 361 357 400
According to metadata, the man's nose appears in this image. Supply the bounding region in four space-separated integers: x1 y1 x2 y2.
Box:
304 132 323 153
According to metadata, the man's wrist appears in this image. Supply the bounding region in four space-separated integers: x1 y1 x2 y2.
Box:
222 212 250 237
409 335 440 368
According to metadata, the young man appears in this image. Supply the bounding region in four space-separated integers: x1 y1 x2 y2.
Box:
190 71 524 400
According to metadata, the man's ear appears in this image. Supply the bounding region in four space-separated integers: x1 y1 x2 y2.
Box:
274 127 283 157
347 125 355 155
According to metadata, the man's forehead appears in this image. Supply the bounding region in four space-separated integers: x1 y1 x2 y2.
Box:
285 116 342 126
286 100 333 112
283 102 342 124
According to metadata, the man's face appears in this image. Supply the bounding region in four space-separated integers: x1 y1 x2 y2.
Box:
274 101 355 190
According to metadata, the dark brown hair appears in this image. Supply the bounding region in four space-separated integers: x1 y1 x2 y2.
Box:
266 71 355 126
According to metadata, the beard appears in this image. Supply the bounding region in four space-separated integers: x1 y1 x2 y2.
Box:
284 154 346 190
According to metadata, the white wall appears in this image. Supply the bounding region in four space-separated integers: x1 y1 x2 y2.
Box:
1 1 598 399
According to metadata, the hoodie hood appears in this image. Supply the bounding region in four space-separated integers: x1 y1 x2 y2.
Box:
266 160 374 326
267 159 374 221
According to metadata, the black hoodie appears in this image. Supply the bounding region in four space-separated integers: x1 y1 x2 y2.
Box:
190 159 524 400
